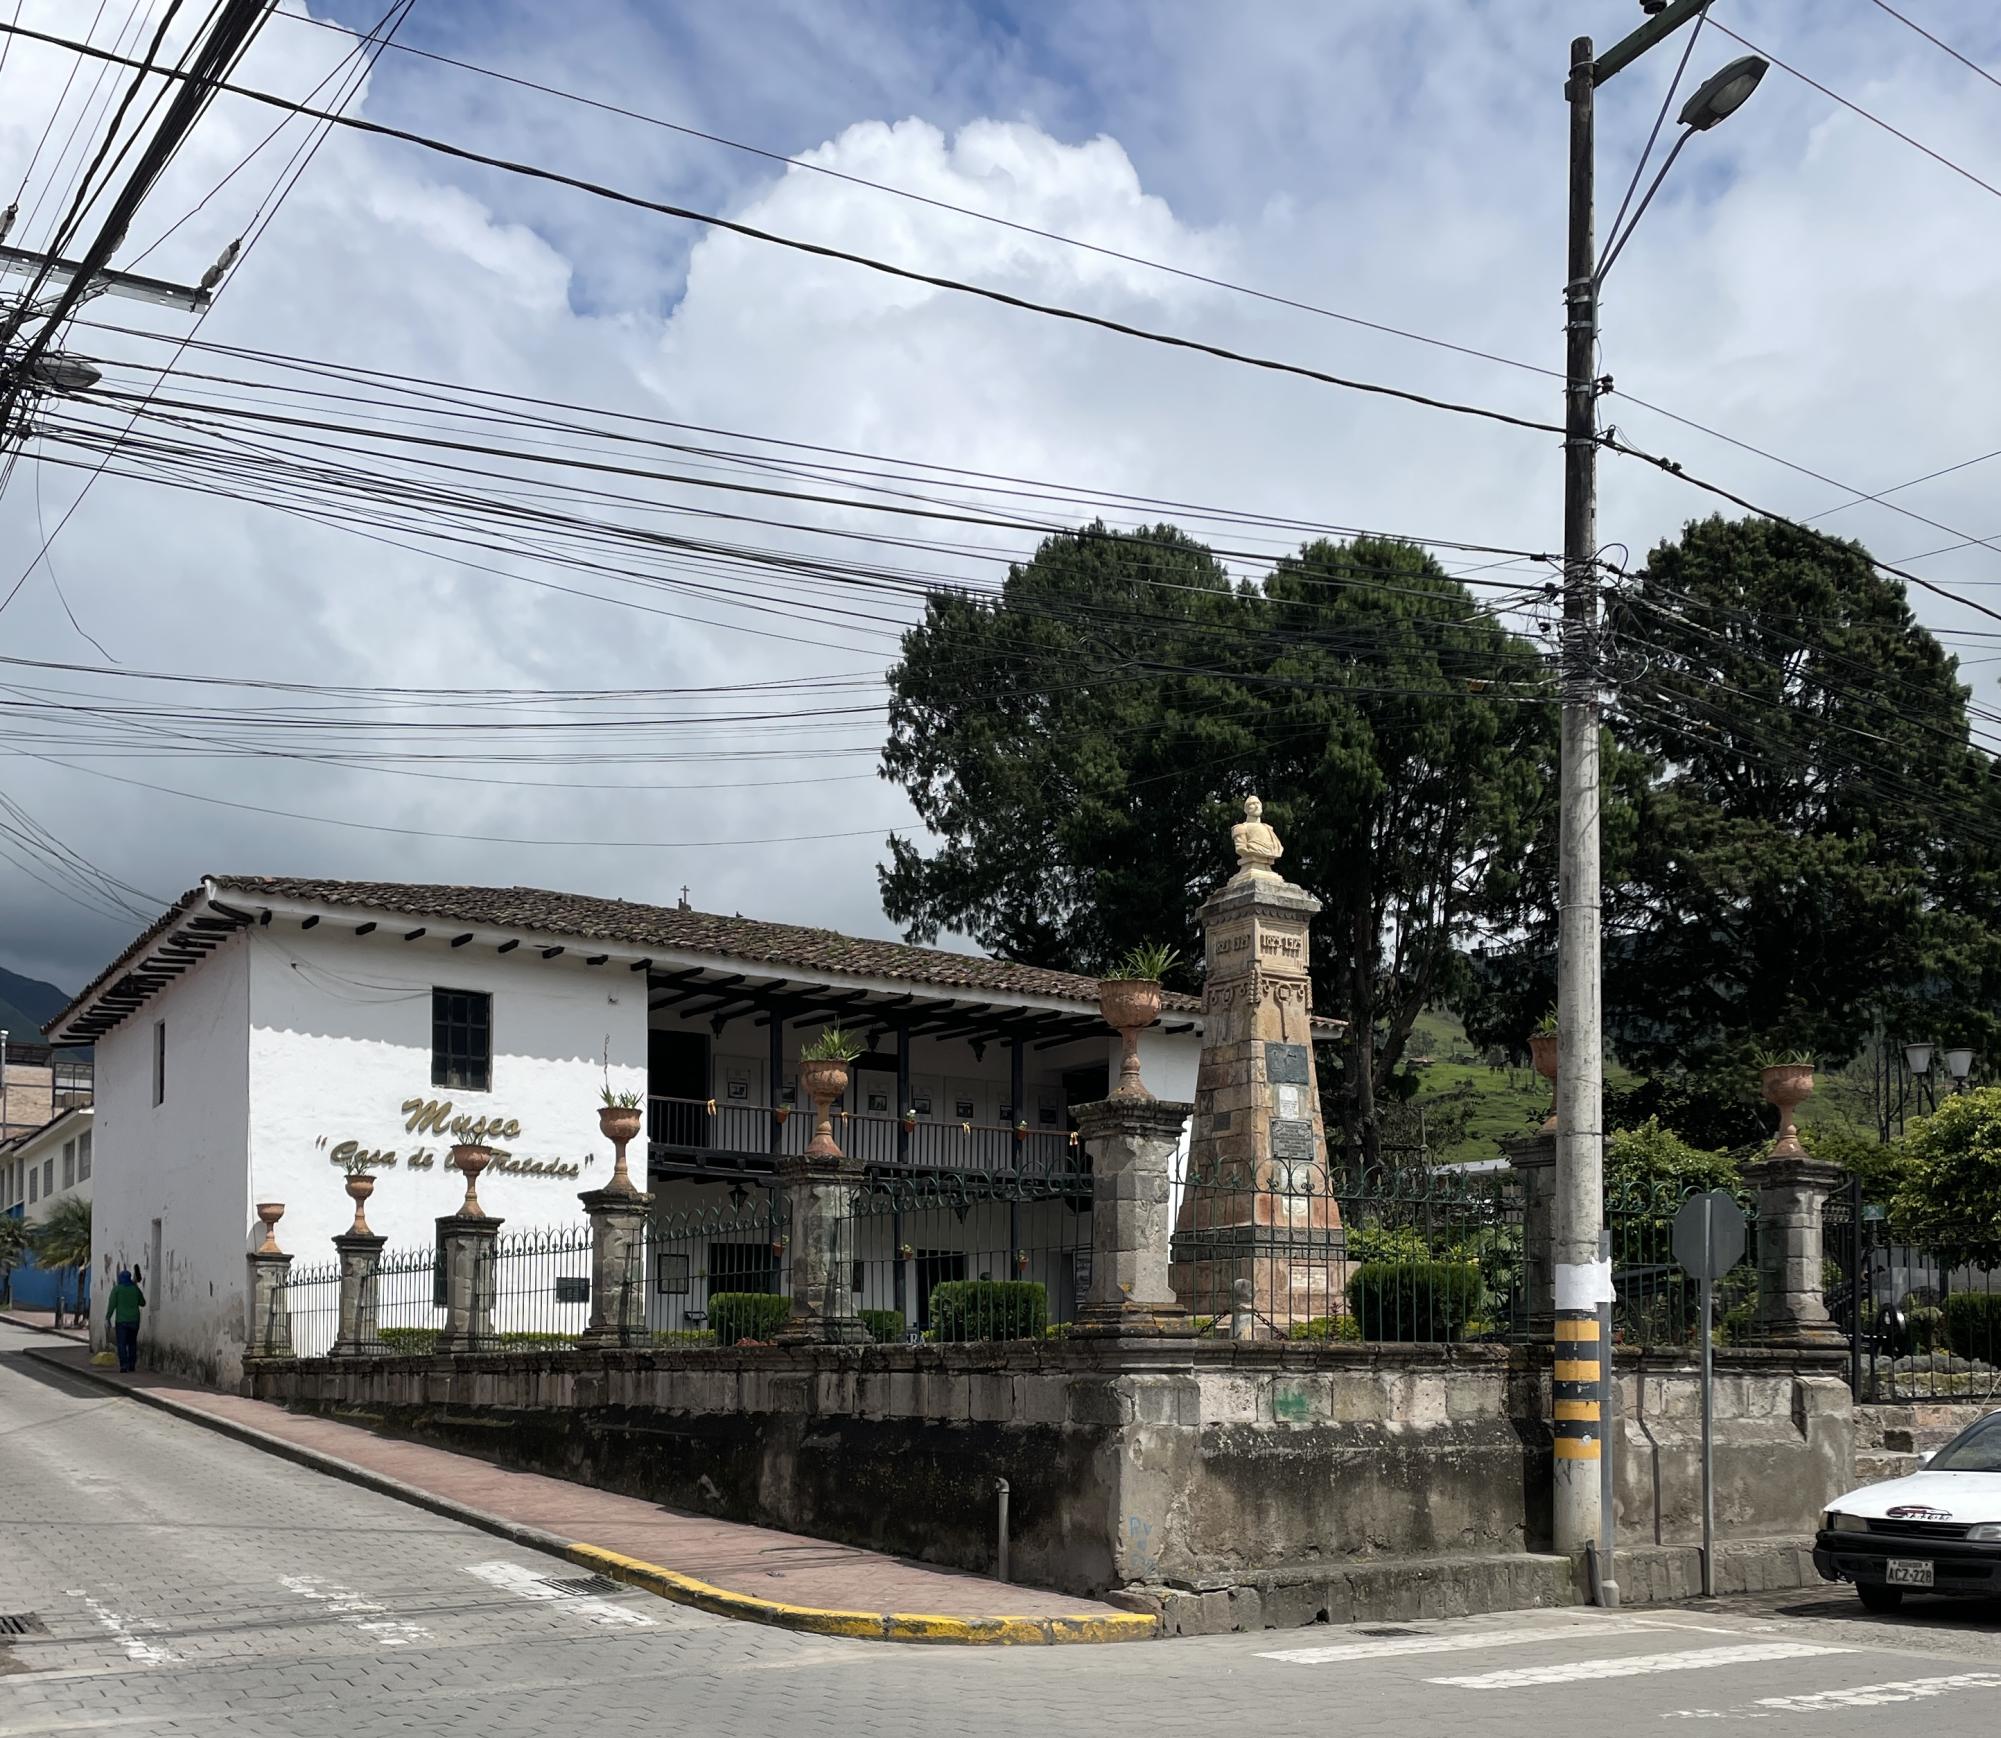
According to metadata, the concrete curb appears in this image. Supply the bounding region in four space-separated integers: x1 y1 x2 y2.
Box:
0 1309 88 1340
21 1347 1158 1647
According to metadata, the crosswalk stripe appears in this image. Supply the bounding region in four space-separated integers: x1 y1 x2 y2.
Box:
1755 1671 2001 1713
1260 1617 1688 1664
1427 1642 1850 1688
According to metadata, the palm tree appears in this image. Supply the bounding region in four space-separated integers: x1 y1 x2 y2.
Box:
0 1214 28 1308
29 1196 91 1326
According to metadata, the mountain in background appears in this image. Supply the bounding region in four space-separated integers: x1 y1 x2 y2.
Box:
0 964 72 1038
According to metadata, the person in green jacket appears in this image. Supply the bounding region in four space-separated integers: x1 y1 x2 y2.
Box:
106 1268 144 1372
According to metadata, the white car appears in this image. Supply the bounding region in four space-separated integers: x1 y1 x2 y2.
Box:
1816 1409 2001 1611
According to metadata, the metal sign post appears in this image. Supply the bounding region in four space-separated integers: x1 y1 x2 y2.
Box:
1672 1188 1747 1600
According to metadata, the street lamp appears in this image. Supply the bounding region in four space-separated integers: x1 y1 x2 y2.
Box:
1553 0 1768 1578
1944 1047 1976 1090
1903 1042 1935 1080
1678 54 1769 130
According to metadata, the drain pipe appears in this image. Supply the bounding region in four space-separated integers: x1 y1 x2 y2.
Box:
995 1478 1011 1583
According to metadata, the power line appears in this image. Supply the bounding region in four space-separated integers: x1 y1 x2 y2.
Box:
1712 18 2001 204
1865 0 2001 97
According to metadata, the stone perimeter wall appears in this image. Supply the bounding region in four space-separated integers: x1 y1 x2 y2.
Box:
248 1340 1853 1612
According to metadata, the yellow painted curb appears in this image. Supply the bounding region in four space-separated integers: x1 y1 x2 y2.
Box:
565 1543 1159 1645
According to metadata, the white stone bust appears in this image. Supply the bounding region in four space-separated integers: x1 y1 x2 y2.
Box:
1231 794 1283 877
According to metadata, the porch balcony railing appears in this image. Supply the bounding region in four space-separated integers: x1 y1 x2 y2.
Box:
646 1094 1080 1177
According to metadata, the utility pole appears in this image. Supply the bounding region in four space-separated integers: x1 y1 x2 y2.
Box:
1553 26 1606 1571
1553 0 1752 1571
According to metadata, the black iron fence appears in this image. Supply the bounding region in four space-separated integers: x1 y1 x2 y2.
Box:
835 1170 1094 1340
1168 1154 1527 1343
1843 1195 2001 1403
1604 1178 1760 1352
639 1187 792 1343
275 1259 340 1358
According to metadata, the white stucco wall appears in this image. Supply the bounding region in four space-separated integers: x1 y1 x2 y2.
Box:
91 933 253 1382
245 926 649 1264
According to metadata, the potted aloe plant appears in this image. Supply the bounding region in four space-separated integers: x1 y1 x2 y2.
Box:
1756 1047 1815 1159
800 1026 863 1161
334 1146 378 1237
1100 942 1180 1100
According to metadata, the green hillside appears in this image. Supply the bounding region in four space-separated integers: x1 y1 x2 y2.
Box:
1402 1008 1564 1164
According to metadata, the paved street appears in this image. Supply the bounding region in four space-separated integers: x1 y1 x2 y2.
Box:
7 1321 2001 1737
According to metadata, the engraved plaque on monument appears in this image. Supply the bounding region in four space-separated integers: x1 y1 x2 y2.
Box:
1169 795 1344 1335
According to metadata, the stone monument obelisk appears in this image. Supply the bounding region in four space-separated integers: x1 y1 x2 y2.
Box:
1169 796 1342 1335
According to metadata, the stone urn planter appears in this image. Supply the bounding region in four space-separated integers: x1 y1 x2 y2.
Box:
254 1201 286 1255
1760 1062 1815 1159
1099 979 1164 1100
1528 1032 1559 1133
343 1173 376 1237
449 1142 495 1217
597 1101 643 1192
800 1058 851 1161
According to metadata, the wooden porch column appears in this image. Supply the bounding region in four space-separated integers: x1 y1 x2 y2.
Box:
896 1024 912 1166
768 1008 785 1159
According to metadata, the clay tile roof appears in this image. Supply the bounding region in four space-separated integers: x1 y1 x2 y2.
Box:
207 876 1208 1013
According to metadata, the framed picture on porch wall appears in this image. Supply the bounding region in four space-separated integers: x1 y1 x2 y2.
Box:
867 1090 889 1113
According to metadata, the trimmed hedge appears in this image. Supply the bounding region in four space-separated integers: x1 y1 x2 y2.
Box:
1345 1260 1483 1342
1943 1291 2001 1364
710 1291 791 1346
373 1327 574 1354
859 1308 906 1344
927 1279 1047 1342
378 1326 438 1354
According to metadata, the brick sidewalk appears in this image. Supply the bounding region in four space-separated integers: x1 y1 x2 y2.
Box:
22 1343 1144 1639
0 1306 87 1340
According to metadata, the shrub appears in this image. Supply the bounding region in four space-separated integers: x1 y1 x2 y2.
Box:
1344 1222 1430 1266
1287 1314 1361 1343
1943 1292 2001 1364
927 1279 1046 1341
1606 1118 1739 1199
1346 1260 1483 1342
650 1329 716 1346
1891 1088 2001 1267
710 1292 791 1346
378 1326 439 1354
859 1308 906 1344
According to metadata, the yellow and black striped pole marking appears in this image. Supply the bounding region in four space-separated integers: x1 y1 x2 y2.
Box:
1552 1313 1602 1461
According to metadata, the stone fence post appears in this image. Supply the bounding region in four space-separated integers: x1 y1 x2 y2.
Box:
1743 1154 1845 1347
776 1153 868 1344
578 1182 653 1348
1073 1096 1192 1338
435 1214 502 1354
245 1202 293 1359
330 1232 387 1357
1503 1130 1556 1337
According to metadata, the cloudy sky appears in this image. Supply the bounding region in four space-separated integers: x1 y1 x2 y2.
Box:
3 0 2001 995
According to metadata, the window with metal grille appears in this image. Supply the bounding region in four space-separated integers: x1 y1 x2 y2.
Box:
431 989 491 1091
77 1131 91 1182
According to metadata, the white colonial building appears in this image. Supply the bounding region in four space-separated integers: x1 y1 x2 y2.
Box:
50 876 1208 1381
